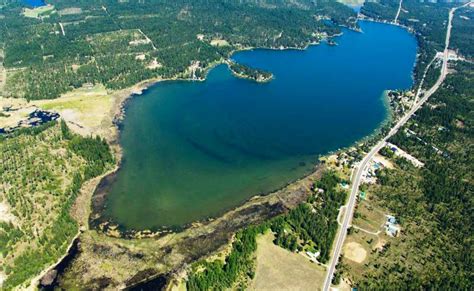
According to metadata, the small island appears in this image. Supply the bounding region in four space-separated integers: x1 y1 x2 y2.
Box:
327 38 338 46
227 61 273 83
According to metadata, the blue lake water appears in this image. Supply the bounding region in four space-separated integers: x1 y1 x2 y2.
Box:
102 21 417 230
23 0 46 7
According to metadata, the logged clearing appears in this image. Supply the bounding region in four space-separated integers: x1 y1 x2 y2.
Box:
0 123 112 289
250 232 326 291
343 242 367 263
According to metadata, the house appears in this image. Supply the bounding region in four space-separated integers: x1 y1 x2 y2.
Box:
306 251 320 262
359 191 366 200
386 215 397 225
385 215 400 237
386 224 400 237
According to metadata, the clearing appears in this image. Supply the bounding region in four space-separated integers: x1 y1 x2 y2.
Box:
343 242 367 263
0 202 16 224
22 4 55 18
34 84 115 137
210 39 230 47
250 232 326 291
352 199 386 233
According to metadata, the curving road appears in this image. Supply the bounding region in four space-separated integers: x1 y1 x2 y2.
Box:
322 3 471 290
394 0 403 23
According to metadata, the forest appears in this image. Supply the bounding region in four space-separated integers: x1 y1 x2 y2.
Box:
187 171 348 289
228 61 273 82
451 7 474 58
0 121 113 289
1 0 356 100
349 2 474 288
351 61 473 289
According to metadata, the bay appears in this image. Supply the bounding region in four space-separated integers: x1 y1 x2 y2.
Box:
103 21 417 230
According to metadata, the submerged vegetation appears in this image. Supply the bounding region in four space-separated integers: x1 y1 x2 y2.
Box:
0 121 113 289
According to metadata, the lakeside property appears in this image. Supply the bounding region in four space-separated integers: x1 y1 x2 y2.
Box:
0 17 418 290
95 20 417 231
0 0 471 290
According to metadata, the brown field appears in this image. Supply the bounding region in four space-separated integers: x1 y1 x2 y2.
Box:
250 232 326 291
210 39 230 47
343 242 367 263
343 228 393 285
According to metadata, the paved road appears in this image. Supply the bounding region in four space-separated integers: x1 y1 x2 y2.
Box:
321 3 471 290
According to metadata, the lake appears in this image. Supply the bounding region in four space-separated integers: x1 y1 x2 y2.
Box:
101 21 417 230
23 0 46 7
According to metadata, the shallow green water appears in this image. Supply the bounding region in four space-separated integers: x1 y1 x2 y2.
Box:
103 21 417 230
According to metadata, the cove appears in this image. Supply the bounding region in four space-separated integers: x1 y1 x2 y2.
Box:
100 21 417 230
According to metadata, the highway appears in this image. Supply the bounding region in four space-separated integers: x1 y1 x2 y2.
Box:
322 3 471 290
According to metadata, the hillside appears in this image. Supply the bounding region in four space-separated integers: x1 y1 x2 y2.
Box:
0 122 113 289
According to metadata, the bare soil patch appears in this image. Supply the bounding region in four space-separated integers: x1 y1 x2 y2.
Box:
0 202 16 224
343 242 367 263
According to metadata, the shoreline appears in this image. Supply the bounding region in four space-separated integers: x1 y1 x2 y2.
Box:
29 18 420 288
21 28 344 287
86 19 413 237
26 234 80 290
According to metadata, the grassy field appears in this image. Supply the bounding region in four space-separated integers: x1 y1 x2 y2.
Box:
34 85 115 137
343 228 389 284
22 5 55 18
353 199 386 233
250 232 326 291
